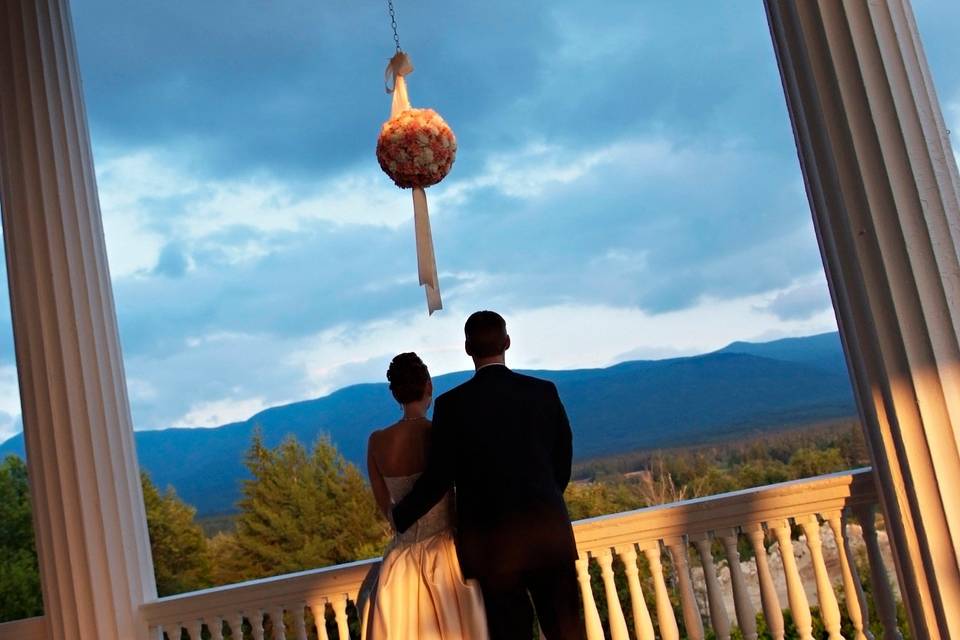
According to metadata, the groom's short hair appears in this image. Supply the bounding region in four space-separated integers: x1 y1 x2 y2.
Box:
465 310 508 358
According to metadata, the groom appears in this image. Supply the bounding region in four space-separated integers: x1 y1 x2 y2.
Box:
392 311 583 640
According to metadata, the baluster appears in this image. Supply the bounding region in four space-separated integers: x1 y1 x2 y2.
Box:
665 536 704 640
150 626 164 640
292 602 308 640
359 590 371 640
690 533 731 640
310 601 331 640
718 528 757 640
798 514 844 640
745 523 784 640
209 616 224 640
250 610 266 640
271 606 287 640
231 613 246 640
190 621 204 640
332 594 350 640
852 504 903 640
574 556 605 640
595 548 630 640
166 624 182 640
825 511 873 640
616 544 655 640
642 540 680 640
770 519 814 640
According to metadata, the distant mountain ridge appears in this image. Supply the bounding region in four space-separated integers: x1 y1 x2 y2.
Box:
0 331 856 516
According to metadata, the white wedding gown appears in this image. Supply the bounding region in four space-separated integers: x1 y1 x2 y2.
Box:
369 474 489 639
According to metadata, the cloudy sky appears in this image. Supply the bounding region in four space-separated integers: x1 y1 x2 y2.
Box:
0 0 958 441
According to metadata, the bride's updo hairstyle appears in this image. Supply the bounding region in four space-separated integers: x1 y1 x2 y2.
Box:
387 352 430 404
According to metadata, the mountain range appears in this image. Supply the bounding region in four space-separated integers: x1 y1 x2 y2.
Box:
0 331 856 516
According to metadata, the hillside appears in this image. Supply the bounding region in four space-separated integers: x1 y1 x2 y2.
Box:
0 331 855 516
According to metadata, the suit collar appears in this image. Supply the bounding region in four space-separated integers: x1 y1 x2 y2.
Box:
473 363 510 378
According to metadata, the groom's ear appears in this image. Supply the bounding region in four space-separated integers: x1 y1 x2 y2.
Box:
504 335 511 352
464 339 473 357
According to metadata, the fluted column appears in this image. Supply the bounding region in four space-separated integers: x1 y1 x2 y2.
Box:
0 1 157 639
764 1 960 637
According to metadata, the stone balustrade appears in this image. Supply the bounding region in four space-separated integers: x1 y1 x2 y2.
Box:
0 468 903 640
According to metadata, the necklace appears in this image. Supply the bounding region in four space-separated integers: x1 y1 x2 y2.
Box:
399 415 425 422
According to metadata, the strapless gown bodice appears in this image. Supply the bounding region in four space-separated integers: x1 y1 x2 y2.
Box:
384 473 454 546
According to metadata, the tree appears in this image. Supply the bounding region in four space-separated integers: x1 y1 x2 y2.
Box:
0 455 42 623
141 472 212 596
788 447 847 479
216 431 389 582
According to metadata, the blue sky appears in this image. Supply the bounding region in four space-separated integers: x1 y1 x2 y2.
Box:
0 0 958 440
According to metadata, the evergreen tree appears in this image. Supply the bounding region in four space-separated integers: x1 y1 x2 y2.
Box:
0 455 42 623
220 431 389 581
141 472 213 596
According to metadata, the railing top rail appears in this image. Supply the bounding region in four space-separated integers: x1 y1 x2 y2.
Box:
0 617 46 640
573 467 875 551
141 557 379 624
576 466 874 527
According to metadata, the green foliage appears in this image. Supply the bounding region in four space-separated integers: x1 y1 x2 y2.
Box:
0 455 42 623
141 472 213 596
0 456 217 620
566 421 872 522
211 430 390 582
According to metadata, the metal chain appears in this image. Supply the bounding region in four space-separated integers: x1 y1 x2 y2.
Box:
387 0 401 52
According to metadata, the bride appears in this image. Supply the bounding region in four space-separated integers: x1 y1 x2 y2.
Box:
366 352 489 639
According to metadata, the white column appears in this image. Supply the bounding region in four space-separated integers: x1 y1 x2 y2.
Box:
764 1 960 638
0 1 157 639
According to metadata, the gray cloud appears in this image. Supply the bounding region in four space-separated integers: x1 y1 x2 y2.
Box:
758 281 833 322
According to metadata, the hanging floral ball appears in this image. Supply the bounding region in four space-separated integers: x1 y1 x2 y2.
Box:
377 108 457 189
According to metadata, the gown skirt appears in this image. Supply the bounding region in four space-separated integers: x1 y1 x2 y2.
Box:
369 530 489 639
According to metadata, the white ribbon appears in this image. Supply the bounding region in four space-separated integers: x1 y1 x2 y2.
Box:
383 51 443 314
413 188 442 314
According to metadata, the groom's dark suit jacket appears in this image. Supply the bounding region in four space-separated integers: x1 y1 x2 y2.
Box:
392 365 578 580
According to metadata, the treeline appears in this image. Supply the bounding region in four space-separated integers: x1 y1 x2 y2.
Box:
0 431 389 623
565 419 870 520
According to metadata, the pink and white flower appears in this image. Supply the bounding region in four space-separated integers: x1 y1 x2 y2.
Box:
377 108 457 189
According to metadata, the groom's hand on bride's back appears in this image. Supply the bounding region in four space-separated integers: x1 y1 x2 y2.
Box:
391 395 456 533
